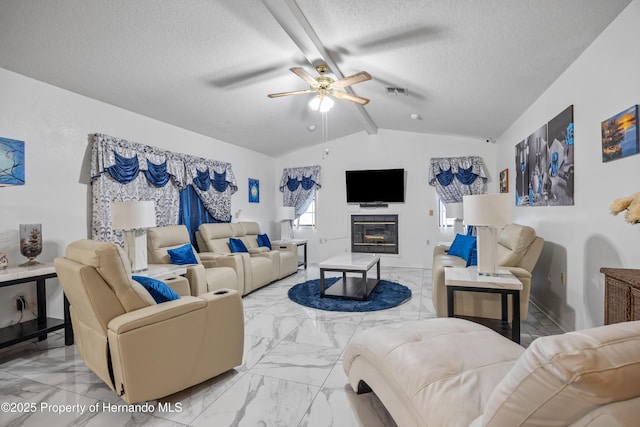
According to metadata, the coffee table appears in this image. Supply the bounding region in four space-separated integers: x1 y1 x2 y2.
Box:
445 266 523 343
319 253 381 301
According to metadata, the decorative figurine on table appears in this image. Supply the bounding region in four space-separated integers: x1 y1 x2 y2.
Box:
19 223 42 266
0 252 8 269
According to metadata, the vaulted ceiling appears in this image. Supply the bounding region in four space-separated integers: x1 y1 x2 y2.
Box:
0 0 632 156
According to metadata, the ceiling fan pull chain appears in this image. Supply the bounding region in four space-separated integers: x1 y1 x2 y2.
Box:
322 112 328 143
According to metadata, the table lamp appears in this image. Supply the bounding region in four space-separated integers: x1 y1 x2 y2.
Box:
278 206 295 241
445 203 464 235
111 200 156 272
463 194 512 275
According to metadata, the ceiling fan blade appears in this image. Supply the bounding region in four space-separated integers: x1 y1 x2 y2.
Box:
332 71 372 89
267 89 313 98
333 91 370 106
290 67 319 87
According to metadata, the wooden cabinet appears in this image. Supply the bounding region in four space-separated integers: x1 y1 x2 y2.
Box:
600 268 640 324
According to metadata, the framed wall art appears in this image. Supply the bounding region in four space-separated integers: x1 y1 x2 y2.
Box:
248 178 259 203
499 169 509 193
0 137 25 186
514 105 574 207
601 105 638 163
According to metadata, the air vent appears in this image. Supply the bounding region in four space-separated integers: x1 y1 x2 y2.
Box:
386 87 408 95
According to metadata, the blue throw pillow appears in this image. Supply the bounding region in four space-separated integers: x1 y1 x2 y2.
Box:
448 233 476 263
132 276 180 303
229 237 248 253
257 233 272 250
167 243 198 265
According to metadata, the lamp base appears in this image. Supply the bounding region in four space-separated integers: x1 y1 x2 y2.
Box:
123 229 148 273
476 226 498 276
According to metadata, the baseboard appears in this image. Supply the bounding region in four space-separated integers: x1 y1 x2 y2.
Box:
529 297 571 332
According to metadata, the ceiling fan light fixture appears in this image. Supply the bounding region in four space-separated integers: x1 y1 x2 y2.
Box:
309 94 334 112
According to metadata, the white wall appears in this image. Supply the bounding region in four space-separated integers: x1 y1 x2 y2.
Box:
0 67 276 328
276 128 497 268
496 0 640 331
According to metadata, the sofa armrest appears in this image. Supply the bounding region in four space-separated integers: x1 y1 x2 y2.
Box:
183 264 208 296
499 266 531 282
274 241 297 255
433 245 450 258
162 276 191 296
107 297 206 334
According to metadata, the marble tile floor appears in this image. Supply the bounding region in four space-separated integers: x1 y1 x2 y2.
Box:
0 266 564 426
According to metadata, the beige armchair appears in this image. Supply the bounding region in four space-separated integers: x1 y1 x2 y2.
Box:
54 239 244 404
432 223 544 320
147 225 243 295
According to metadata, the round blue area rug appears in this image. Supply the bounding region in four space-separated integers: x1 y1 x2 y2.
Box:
288 277 412 312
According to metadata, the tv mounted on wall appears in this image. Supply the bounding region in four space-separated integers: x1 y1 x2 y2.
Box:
345 168 405 205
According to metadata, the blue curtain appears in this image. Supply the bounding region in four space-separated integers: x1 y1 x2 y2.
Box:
144 159 171 187
105 152 140 184
193 168 211 191
212 170 229 192
179 184 226 249
455 165 478 185
435 168 455 186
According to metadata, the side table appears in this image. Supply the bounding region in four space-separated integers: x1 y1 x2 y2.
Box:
0 263 73 349
445 266 523 343
600 267 640 324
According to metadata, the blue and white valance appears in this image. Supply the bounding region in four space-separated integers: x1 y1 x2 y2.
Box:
279 165 321 218
91 133 237 244
428 156 487 203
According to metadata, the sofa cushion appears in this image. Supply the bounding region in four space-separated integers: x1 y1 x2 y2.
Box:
497 224 536 267
479 320 640 426
167 243 198 265
132 276 180 303
448 233 476 263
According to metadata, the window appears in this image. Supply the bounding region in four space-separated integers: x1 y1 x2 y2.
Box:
295 196 316 228
438 199 456 229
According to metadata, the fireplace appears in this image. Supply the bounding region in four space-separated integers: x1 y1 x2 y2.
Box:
351 214 399 254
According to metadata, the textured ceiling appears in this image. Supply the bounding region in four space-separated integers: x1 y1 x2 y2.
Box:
0 0 632 156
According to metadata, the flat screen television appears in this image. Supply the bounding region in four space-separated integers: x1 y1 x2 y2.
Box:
345 168 405 204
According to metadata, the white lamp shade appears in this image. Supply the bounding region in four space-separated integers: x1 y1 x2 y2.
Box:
463 194 512 226
445 203 463 219
278 206 295 221
111 201 157 230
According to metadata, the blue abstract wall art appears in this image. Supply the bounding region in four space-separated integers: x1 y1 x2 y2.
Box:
0 137 25 186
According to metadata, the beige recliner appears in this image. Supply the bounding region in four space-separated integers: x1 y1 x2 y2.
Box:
432 223 544 320
233 221 298 280
196 221 293 295
344 318 640 427
54 239 244 404
147 225 243 296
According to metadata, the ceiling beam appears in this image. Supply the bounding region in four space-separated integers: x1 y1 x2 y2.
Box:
262 0 378 135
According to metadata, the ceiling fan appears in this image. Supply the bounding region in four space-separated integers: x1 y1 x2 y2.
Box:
267 64 372 111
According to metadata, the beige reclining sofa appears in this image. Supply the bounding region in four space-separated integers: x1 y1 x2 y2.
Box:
344 318 640 427
197 221 298 295
147 224 243 295
432 223 544 320
54 239 244 404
